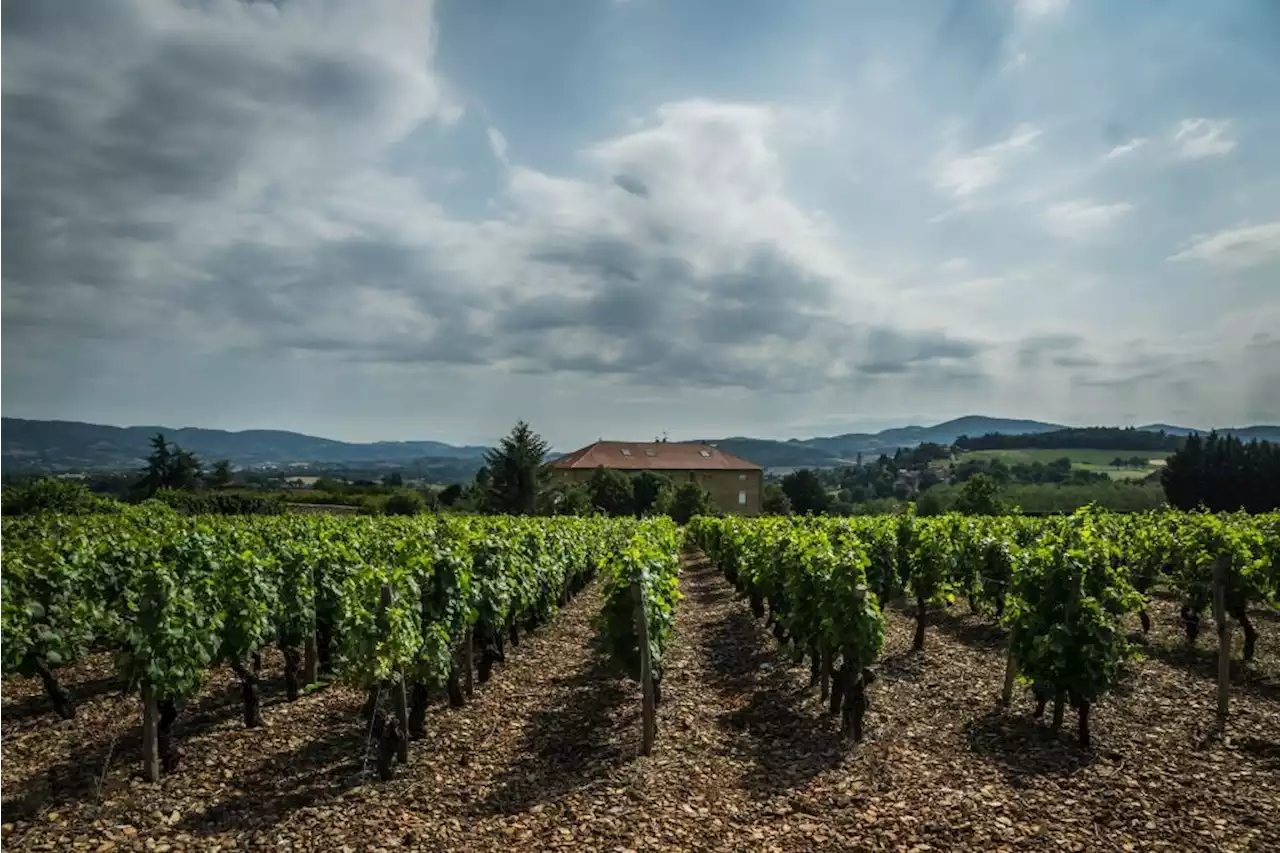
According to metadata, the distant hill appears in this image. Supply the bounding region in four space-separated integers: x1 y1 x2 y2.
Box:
1228 426 1280 442
700 437 852 469
705 417 1279 470
1136 423 1199 436
1 418 489 473
702 416 1065 469
7 415 1277 475
797 416 1064 459
1137 423 1280 443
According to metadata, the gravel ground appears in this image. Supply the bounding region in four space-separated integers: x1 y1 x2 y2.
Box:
3 553 1278 852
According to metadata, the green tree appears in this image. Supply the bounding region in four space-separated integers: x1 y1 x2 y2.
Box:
664 482 717 524
314 476 345 493
1 478 120 517
437 483 464 507
630 471 674 515
208 460 234 488
781 469 830 514
916 490 945 517
137 433 172 497
384 490 426 516
953 473 1005 516
137 433 204 498
587 466 635 516
482 420 550 515
382 472 404 488
762 482 792 515
539 482 593 515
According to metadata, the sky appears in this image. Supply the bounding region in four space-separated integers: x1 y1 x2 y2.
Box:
2 0 1279 448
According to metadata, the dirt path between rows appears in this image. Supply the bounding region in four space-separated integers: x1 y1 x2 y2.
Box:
4 553 1279 852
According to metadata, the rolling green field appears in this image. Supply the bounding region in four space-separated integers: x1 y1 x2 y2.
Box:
960 447 1168 480
1074 462 1157 480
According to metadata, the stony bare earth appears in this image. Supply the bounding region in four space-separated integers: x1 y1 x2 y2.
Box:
3 554 1279 852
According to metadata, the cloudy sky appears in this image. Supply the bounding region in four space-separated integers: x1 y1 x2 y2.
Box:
3 0 1278 447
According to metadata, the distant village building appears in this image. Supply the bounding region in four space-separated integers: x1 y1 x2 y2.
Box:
547 440 764 516
282 476 323 488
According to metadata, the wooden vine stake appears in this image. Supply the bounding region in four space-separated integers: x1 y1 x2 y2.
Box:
141 682 160 782
1213 555 1231 730
393 672 410 763
631 580 656 756
999 627 1017 709
464 627 475 698
304 630 319 685
819 646 831 704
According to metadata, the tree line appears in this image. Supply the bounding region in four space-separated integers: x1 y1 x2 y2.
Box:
1161 431 1280 513
955 426 1183 452
9 422 1275 520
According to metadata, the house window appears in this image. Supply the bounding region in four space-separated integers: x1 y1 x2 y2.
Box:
699 450 712 458
620 448 633 457
644 449 656 457
738 491 747 505
738 473 746 481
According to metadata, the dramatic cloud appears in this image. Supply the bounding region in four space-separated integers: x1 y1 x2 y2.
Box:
1041 199 1133 240
486 128 510 166
1169 222 1280 270
1172 118 1237 160
3 0 1278 444
934 124 1042 198
1104 138 1147 160
1015 333 1084 369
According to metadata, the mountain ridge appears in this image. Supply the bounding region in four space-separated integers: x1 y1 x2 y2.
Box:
1 417 491 472
4 415 1278 474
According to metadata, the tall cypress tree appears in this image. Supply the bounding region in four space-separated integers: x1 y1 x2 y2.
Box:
483 420 550 515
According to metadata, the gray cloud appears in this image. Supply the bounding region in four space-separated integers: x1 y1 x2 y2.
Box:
1051 354 1100 368
857 361 912 376
1015 333 1084 368
613 174 650 198
1070 357 1220 391
3 0 1275 439
1245 332 1280 356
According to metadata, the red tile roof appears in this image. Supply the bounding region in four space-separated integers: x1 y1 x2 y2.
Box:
547 441 762 471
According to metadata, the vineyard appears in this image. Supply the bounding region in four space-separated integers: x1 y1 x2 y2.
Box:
3 506 1279 851
687 507 1280 746
2 508 682 780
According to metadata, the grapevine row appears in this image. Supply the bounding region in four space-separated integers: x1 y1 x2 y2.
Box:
598 517 683 752
1 505 658 778
688 507 1279 746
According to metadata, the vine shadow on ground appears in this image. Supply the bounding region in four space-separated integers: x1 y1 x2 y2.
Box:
1236 736 1280 773
2 727 140 823
3 690 352 828
1 675 124 726
472 653 632 816
178 671 292 737
886 599 1008 653
876 649 925 683
964 710 1097 784
926 607 1009 652
699 589 845 797
1144 642 1280 703
176 707 370 836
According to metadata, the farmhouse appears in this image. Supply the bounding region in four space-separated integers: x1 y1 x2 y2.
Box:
547 440 764 516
